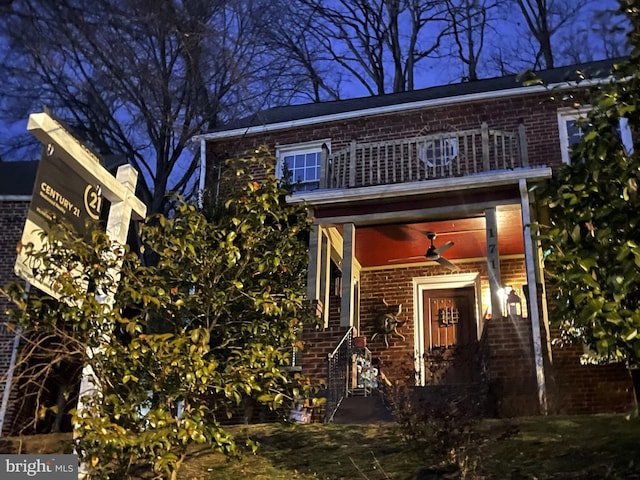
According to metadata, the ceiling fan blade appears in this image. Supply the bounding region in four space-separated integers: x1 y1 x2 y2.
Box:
436 256 459 271
434 241 454 255
376 225 417 241
389 255 426 263
416 228 484 237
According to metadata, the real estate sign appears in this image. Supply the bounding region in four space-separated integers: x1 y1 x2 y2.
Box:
14 112 146 299
28 149 105 234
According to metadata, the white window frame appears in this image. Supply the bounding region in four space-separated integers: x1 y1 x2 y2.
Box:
417 137 458 168
558 107 633 164
275 139 330 191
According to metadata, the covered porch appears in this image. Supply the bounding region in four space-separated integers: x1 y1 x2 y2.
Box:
289 167 553 420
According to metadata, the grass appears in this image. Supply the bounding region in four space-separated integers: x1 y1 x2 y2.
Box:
2 415 640 479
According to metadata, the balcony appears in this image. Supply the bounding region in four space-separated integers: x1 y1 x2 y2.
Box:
320 122 527 190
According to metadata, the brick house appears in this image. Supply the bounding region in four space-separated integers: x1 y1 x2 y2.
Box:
196 58 636 420
0 161 38 434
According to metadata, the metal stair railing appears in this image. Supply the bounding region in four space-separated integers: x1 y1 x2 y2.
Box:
325 327 354 423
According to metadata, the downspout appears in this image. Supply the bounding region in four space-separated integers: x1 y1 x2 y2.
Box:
198 139 207 209
0 282 29 436
519 179 548 414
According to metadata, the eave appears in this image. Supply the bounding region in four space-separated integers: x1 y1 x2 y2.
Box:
286 167 553 208
193 78 608 143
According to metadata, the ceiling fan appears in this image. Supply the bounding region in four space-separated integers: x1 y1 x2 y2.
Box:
424 232 459 270
389 231 459 270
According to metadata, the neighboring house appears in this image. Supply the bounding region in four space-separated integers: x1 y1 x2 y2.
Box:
199 58 635 421
0 160 38 435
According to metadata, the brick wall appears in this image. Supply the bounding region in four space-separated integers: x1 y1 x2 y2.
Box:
0 200 30 434
300 258 529 403
206 90 574 179
300 254 636 417
355 257 526 385
485 317 539 417
545 331 635 415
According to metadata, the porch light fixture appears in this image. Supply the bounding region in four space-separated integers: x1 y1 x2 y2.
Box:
506 288 522 319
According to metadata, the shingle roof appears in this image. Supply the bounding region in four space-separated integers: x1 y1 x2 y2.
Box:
0 160 38 196
218 58 620 132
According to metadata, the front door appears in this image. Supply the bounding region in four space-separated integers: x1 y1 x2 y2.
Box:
422 287 477 385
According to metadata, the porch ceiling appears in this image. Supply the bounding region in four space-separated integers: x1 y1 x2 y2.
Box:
354 207 524 267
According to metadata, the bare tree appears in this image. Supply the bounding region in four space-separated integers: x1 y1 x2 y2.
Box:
281 0 449 96
558 10 629 65
259 0 343 103
589 7 630 59
445 0 498 81
509 0 596 70
0 0 283 214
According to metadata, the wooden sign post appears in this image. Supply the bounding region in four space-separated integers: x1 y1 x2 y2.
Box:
15 112 147 475
16 112 146 297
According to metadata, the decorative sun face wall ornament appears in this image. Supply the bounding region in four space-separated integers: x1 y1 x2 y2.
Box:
371 299 406 348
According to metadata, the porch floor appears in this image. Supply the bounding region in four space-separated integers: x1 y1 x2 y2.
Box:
331 391 394 424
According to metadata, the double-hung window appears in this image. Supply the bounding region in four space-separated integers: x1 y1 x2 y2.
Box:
558 107 633 164
276 139 330 192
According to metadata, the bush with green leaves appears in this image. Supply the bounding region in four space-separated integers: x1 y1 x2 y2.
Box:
3 147 321 479
540 1 640 399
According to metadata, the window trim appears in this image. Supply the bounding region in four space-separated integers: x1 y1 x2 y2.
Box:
275 139 331 190
557 107 591 165
558 107 633 164
417 137 458 168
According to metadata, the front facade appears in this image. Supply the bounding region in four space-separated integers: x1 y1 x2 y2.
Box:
198 59 635 419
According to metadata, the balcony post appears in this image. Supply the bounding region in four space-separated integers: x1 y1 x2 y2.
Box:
349 141 356 187
518 123 529 167
481 122 490 171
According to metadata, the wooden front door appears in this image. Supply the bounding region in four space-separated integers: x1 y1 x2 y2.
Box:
422 287 477 385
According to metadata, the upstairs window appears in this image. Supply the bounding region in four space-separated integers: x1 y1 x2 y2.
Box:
558 108 633 164
276 139 330 192
418 137 458 168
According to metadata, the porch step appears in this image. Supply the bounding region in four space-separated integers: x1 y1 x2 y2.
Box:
331 391 394 424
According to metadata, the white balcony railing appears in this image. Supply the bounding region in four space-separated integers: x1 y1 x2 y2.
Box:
321 122 527 189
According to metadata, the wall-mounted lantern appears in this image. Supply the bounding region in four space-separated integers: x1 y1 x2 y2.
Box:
506 288 522 319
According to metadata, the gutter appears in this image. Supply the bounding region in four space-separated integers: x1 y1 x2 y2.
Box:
198 139 206 208
0 195 32 201
193 78 610 143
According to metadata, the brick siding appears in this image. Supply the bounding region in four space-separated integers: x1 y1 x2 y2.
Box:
299 256 635 417
206 91 581 177
0 200 30 434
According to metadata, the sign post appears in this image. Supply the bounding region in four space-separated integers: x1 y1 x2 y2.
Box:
13 112 147 475
15 112 146 298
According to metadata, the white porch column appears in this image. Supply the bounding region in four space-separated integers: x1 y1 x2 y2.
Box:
306 224 332 327
519 179 548 414
306 224 322 301
340 223 355 327
485 208 502 319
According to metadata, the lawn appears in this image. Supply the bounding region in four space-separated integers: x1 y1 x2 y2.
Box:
2 415 639 479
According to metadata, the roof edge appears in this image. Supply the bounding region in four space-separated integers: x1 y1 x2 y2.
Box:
0 195 32 201
194 77 610 143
